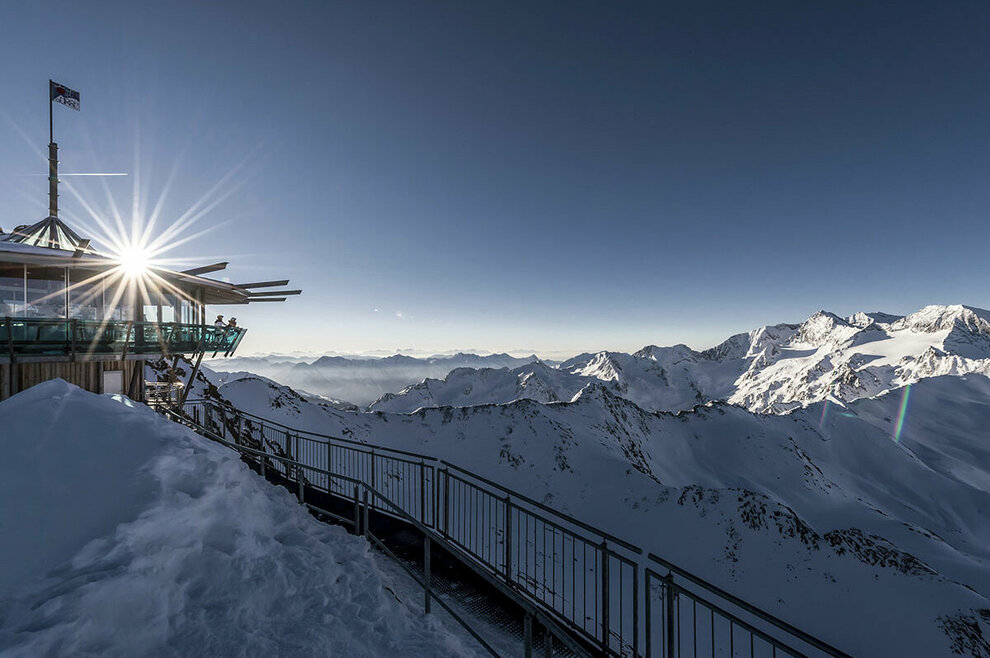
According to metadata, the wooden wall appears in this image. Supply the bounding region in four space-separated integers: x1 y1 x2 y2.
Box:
0 359 146 403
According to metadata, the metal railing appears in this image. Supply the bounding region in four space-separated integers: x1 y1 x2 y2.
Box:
163 401 590 657
0 318 246 359
169 398 852 658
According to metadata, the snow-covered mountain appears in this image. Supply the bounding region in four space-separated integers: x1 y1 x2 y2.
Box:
0 381 477 656
370 361 589 412
207 352 538 407
370 305 990 414
210 371 990 656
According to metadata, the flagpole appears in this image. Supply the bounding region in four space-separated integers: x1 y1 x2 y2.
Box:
48 79 57 218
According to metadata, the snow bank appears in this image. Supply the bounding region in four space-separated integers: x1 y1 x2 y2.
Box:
0 380 474 657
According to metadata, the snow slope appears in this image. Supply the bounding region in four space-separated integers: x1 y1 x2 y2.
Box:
219 374 990 656
0 381 477 657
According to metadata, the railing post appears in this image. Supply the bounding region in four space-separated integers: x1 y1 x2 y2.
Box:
524 613 533 658
664 573 676 658
424 536 432 614
602 541 610 654
370 449 376 509
353 485 361 534
633 565 640 658
362 488 369 538
419 461 426 525
504 496 513 582
442 468 450 539
294 433 303 500
645 572 653 658
543 627 553 658
433 463 440 532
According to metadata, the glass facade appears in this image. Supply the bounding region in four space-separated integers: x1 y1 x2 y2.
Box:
25 267 66 318
68 269 105 320
0 264 25 317
0 265 200 323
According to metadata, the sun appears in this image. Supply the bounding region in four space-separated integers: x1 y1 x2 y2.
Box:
116 246 153 277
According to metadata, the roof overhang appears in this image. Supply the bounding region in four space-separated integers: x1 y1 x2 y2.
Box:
0 242 253 305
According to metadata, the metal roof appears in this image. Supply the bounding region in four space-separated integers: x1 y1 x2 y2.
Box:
4 215 89 251
0 237 255 305
0 213 297 305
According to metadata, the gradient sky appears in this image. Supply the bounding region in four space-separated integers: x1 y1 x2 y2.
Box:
2 1 989 357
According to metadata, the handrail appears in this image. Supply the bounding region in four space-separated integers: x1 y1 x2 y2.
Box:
648 553 853 658
213 397 435 461
441 460 642 555
0 318 246 359
171 397 850 658
197 397 641 554
160 404 592 658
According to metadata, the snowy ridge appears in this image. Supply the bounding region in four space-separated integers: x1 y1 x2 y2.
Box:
370 361 588 413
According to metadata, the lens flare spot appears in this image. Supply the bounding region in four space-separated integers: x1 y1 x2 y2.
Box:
893 384 912 442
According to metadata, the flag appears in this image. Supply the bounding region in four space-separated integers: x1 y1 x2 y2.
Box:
50 80 80 111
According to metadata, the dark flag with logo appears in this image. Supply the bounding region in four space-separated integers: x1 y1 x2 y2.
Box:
50 80 80 111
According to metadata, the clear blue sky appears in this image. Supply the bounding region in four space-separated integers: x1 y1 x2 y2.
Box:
1 1 988 357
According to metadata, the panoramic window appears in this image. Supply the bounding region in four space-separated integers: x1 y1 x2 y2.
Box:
0 264 24 316
25 267 65 318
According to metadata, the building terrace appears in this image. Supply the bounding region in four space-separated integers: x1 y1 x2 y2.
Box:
0 216 296 402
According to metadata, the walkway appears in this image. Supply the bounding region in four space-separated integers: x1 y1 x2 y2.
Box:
161 398 850 658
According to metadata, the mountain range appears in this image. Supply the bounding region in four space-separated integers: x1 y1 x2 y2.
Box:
207 352 540 407
370 305 990 414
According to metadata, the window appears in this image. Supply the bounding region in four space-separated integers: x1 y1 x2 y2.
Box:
25 267 66 318
0 265 24 317
67 268 105 320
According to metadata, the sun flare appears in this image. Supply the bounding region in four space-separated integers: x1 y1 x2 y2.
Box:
115 246 153 277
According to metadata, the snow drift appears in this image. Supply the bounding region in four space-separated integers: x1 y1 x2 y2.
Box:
0 380 475 657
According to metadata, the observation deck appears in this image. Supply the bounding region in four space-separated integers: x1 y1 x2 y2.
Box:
0 221 296 401
0 318 246 362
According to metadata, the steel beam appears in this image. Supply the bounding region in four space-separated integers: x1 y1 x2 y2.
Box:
181 262 229 276
233 279 289 289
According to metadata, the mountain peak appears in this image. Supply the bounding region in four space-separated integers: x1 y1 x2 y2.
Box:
795 311 854 346
634 344 699 363
847 311 903 328
895 304 990 334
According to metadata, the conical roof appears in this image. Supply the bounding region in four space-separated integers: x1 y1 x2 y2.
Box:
3 215 90 251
